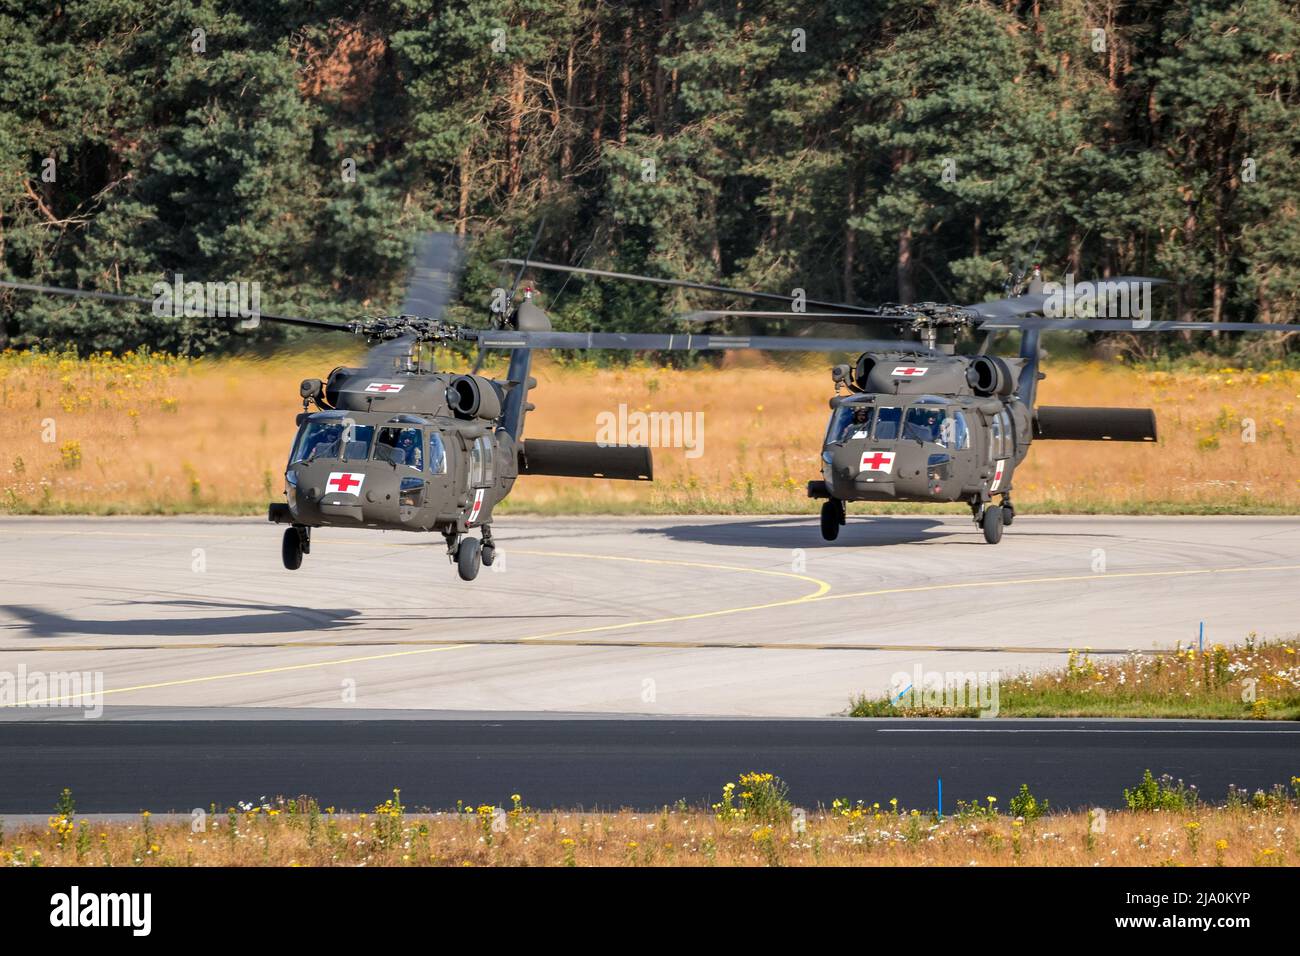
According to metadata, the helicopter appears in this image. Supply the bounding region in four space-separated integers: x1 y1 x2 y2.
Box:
499 259 1300 545
0 230 912 580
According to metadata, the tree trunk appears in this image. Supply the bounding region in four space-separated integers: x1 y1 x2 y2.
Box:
842 174 857 304
619 25 632 145
897 227 915 304
457 147 472 236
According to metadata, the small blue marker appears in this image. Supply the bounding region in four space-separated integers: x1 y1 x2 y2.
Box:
1199 621 1204 654
938 778 943 820
893 683 913 703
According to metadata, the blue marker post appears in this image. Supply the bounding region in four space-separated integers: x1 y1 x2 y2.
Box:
938 778 943 820
1200 621 1204 654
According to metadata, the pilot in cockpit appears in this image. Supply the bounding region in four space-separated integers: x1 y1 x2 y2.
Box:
838 406 873 442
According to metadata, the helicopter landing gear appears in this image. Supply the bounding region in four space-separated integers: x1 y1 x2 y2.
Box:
480 526 496 567
820 498 845 541
1001 498 1015 526
282 525 309 570
456 536 482 581
981 505 1004 544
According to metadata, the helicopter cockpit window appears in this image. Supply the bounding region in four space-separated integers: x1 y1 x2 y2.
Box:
427 432 447 475
469 436 495 486
340 424 374 462
946 410 971 450
294 421 373 462
374 427 424 469
294 422 342 462
903 406 946 443
874 407 903 441
826 405 873 444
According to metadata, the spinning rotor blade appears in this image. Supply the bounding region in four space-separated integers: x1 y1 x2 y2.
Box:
473 329 939 355
0 279 350 332
495 259 874 314
399 232 465 320
358 333 421 377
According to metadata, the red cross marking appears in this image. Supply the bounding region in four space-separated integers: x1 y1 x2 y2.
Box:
369 383 401 392
328 473 362 493
862 452 892 470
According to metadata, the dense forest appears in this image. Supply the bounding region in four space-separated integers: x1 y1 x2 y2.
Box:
1 0 1297 356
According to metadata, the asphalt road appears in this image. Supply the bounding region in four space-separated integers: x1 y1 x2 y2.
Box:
0 715 1296 812
1 515 1298 716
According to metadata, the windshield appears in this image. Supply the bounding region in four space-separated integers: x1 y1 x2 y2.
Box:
903 406 946 443
874 407 903 441
826 405 874 444
374 426 424 469
293 421 375 463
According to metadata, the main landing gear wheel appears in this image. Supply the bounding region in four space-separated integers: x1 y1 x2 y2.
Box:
282 527 304 570
820 499 845 541
481 544 496 567
456 536 482 581
1002 500 1015 526
981 505 1004 544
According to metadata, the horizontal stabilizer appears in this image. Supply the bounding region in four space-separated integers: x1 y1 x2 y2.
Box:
518 439 653 481
1033 406 1157 442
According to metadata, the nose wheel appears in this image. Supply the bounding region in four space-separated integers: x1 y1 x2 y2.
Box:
447 528 491 581
820 498 845 541
282 525 310 570
456 537 482 580
980 504 1004 544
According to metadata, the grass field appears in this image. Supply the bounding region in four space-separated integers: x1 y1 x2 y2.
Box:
2 348 1299 515
850 637 1300 719
11 773 1300 867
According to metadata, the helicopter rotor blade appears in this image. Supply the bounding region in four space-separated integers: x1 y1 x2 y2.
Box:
678 309 909 323
963 277 1169 321
471 329 938 355
0 279 351 332
494 259 875 315
399 232 465 321
505 219 547 304
357 333 422 377
979 317 1300 334
476 218 548 374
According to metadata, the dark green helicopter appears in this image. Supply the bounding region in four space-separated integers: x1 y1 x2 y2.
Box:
503 260 1300 545
0 231 906 580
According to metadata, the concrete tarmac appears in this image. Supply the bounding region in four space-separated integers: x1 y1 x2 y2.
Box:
1 514 1297 717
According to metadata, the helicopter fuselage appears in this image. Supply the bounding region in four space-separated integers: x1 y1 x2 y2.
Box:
809 348 1156 543
272 367 515 537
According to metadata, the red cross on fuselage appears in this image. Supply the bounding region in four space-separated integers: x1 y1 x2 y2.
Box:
371 383 401 392
897 367 923 375
862 452 892 470
329 473 362 493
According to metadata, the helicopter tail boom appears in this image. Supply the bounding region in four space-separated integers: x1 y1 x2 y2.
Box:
1033 406 1157 442
518 439 653 481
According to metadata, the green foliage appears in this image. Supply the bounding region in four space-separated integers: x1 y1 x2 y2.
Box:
1124 769 1200 812
1009 784 1048 821
1 0 1297 355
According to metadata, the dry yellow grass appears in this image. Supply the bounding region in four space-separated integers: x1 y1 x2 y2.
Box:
2 348 1298 514
13 780 1300 867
